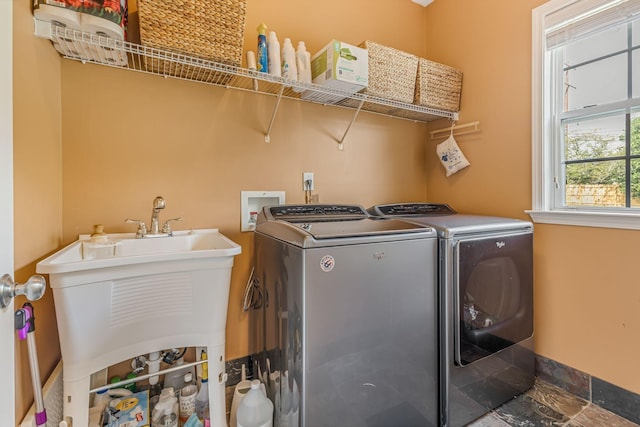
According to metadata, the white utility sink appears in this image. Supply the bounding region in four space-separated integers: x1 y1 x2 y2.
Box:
35 228 241 427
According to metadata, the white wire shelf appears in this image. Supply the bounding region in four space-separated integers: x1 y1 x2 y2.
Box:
34 19 458 147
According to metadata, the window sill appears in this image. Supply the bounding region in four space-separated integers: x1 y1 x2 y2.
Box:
525 210 640 230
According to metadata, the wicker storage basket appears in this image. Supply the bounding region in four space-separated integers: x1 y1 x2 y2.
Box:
415 58 462 112
358 40 419 104
137 0 247 66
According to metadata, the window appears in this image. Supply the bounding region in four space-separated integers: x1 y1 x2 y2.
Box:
530 0 640 229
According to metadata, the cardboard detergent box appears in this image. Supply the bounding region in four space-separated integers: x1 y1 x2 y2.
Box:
301 40 368 103
106 390 150 427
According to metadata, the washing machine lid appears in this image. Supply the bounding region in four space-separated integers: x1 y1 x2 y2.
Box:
368 203 533 237
256 204 435 247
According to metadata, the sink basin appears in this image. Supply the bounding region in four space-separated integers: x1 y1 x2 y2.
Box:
37 228 241 274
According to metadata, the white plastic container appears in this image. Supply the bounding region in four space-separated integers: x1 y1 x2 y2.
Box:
82 240 120 260
267 31 281 77
237 380 273 427
230 364 251 427
294 41 312 93
82 224 120 260
163 359 191 397
281 38 297 83
179 384 198 424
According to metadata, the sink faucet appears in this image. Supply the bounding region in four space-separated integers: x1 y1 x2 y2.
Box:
149 196 166 235
126 196 183 238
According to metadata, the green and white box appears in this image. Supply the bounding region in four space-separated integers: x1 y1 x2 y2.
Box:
302 40 368 103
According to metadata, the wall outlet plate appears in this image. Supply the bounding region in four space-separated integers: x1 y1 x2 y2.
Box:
303 172 314 190
241 191 285 232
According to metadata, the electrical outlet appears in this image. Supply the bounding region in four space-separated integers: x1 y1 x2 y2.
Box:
303 172 314 191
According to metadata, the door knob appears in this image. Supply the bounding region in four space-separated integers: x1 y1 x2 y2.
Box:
0 274 47 309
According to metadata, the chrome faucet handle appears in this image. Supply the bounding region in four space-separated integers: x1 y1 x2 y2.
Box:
161 217 183 235
125 218 147 238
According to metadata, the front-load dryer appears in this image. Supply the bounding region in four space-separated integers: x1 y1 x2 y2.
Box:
368 203 535 427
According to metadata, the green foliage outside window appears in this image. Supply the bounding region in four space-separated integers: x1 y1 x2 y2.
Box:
565 115 640 206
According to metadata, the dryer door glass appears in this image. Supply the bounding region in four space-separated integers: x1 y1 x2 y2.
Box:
454 232 533 366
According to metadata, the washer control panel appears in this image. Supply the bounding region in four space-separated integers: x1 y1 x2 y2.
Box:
270 205 368 222
370 203 456 216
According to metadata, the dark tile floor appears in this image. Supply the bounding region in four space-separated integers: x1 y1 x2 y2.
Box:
467 379 640 427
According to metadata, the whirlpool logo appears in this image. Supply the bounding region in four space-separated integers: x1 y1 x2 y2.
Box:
496 241 506 249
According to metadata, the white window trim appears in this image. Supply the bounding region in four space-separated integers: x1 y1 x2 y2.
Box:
529 0 640 230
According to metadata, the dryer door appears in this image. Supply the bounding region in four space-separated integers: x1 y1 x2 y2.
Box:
453 232 533 366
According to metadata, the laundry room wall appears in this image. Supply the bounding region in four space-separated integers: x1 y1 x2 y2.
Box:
12 0 435 420
58 1 431 362
14 0 640 422
424 0 640 395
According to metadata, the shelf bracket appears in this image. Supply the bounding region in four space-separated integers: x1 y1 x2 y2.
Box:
338 99 365 150
265 85 285 143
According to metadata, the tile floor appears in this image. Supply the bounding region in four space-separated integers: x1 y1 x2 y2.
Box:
467 379 640 427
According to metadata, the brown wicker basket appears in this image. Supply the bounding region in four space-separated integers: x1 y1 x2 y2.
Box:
415 58 462 112
137 0 247 66
358 40 419 104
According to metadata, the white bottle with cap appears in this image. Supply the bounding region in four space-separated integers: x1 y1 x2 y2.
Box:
293 41 312 93
267 31 281 77
237 380 274 427
230 364 252 427
281 38 298 83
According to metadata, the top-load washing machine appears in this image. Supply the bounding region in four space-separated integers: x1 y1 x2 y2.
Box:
253 204 439 427
368 203 535 427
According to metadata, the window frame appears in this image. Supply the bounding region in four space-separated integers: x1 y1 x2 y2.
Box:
529 0 640 230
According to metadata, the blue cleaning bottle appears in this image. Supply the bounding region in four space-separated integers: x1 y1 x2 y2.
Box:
257 23 268 73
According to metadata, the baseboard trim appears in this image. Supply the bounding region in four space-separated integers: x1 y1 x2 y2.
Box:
19 360 64 427
536 354 640 425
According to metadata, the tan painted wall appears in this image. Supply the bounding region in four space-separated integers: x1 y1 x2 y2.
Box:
13 0 640 422
59 61 429 361
12 1 64 420
425 0 640 394
12 0 431 421
59 1 430 363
